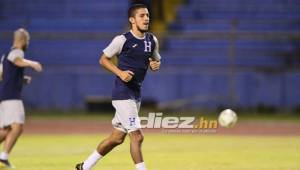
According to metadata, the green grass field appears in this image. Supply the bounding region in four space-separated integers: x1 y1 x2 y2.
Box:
8 134 300 170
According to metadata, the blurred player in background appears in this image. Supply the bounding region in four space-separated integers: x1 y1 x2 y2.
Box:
0 28 43 168
76 4 161 170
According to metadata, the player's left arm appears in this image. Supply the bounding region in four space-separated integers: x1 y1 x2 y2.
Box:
149 36 161 71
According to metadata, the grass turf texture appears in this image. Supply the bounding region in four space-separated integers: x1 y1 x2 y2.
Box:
7 134 300 170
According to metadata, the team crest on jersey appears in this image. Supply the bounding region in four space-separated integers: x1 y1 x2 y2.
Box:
129 117 136 126
144 41 152 52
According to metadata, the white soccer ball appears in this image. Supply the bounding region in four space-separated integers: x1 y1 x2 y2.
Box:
218 109 238 128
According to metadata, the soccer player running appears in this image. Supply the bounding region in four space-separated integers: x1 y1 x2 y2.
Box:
0 28 43 168
76 4 161 170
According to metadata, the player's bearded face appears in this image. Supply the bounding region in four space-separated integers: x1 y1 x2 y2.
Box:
133 8 150 33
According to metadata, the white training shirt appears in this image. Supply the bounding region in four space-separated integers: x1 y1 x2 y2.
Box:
103 32 161 60
7 49 24 62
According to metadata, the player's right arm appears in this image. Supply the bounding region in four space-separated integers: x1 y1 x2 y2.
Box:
99 55 134 82
99 35 134 83
8 49 43 72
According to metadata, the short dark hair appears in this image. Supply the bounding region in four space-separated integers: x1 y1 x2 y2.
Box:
128 4 148 18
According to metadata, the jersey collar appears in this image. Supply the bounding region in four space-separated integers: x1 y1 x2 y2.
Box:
130 30 145 40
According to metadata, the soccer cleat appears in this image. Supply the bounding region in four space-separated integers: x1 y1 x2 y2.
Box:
75 162 84 170
0 159 11 168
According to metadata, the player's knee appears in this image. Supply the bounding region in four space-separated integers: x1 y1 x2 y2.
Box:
0 128 9 136
130 132 144 144
0 128 7 133
11 123 23 134
137 133 144 144
110 136 125 145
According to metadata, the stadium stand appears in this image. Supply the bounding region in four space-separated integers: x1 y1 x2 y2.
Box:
163 0 300 108
0 0 299 110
